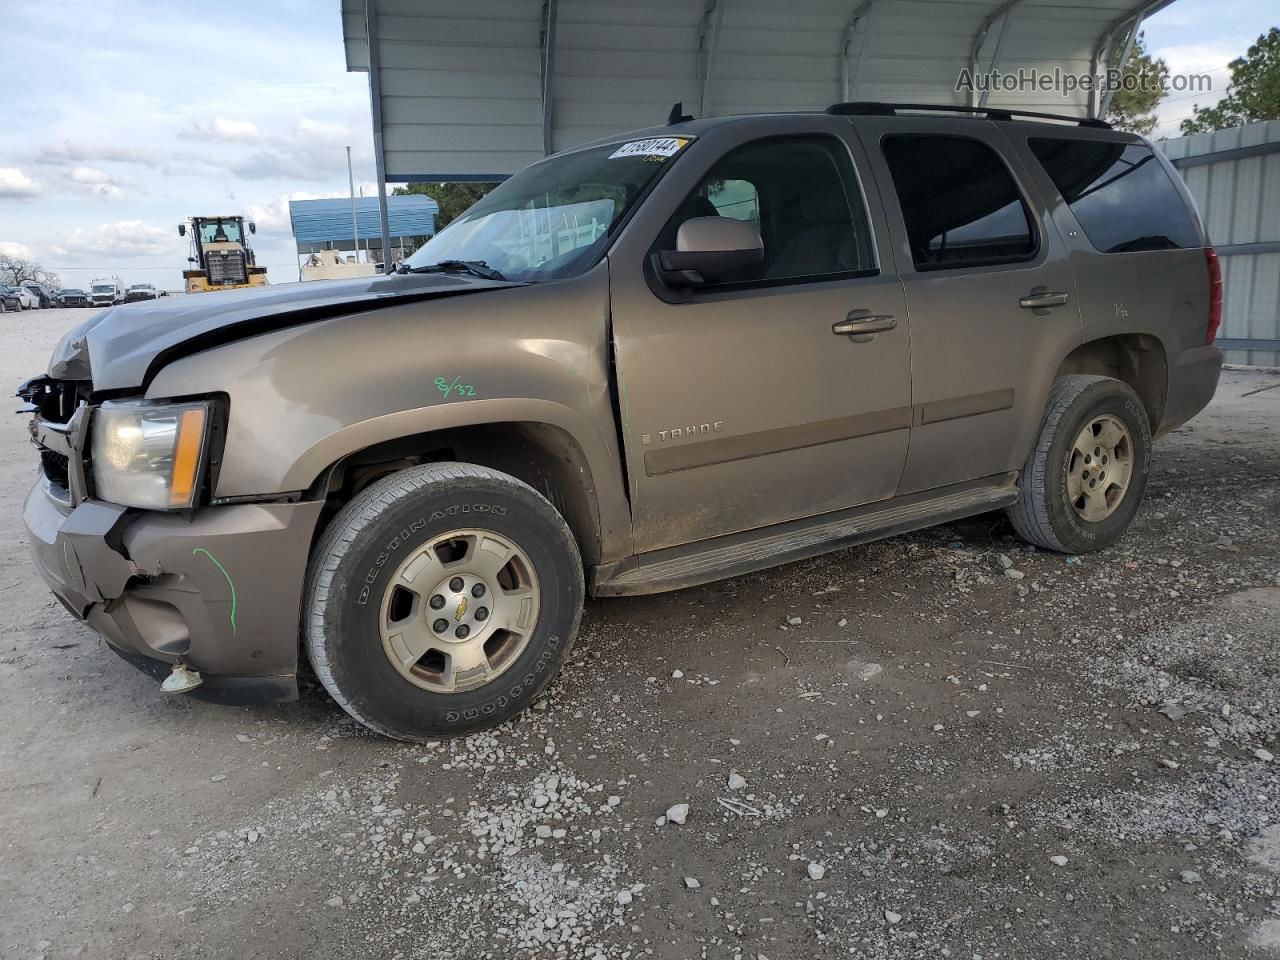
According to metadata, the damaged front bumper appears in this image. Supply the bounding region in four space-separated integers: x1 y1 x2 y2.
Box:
24 481 323 704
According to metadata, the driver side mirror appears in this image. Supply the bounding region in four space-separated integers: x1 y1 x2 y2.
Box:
654 216 763 287
248 221 256 234
177 224 186 237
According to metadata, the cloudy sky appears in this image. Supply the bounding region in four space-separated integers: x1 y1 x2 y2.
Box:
1 1 374 289
0 0 1274 291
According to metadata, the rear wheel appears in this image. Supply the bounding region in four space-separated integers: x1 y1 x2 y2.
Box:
1007 375 1151 554
304 462 584 741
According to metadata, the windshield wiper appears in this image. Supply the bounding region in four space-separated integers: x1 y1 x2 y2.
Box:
399 259 506 281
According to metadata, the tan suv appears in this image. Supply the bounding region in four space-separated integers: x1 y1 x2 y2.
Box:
20 102 1223 740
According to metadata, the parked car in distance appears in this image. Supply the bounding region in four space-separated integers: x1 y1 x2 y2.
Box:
21 282 55 308
89 278 125 307
20 102 1223 742
58 288 92 308
124 283 159 303
0 284 23 312
12 286 40 310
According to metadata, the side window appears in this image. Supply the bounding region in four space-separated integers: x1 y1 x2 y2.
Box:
881 135 1037 271
655 135 876 286
1029 138 1202 253
707 179 760 231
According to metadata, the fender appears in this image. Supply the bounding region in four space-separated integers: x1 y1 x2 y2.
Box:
144 264 633 560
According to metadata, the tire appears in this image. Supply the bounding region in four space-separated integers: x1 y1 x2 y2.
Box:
1006 375 1152 554
304 462 584 741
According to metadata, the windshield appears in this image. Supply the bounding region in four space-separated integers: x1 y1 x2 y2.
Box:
402 137 691 282
198 219 243 244
92 284 114 293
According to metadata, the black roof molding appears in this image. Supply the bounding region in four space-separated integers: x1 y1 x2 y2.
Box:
826 101 1112 129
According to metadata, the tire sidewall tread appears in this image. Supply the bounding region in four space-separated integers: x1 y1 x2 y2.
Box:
1007 375 1152 554
304 462 583 741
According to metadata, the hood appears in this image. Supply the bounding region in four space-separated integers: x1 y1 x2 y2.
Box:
48 272 520 392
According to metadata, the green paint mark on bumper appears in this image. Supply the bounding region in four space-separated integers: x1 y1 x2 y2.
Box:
192 547 237 635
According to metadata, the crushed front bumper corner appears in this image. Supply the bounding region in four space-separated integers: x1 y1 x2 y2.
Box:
24 483 324 704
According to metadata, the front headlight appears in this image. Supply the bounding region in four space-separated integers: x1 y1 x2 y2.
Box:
91 400 211 509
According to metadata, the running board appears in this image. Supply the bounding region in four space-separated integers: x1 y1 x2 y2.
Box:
592 474 1019 597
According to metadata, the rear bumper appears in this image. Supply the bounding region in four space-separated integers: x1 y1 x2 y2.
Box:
1159 344 1223 436
24 482 324 703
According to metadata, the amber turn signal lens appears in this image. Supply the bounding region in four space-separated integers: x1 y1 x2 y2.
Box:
168 407 207 507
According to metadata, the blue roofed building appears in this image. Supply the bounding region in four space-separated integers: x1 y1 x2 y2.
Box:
289 195 438 279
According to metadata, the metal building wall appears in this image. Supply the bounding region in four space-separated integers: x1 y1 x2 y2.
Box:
1161 119 1280 367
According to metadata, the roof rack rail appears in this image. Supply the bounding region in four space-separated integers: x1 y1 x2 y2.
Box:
825 101 1112 130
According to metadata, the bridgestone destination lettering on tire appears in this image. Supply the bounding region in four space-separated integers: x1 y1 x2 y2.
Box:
304 463 582 741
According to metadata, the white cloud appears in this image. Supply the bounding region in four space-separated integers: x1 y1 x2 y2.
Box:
1149 41 1234 138
231 149 345 182
37 141 155 167
0 168 42 199
181 115 262 143
67 166 126 199
0 241 33 259
1154 41 1238 77
52 221 179 258
247 191 342 234
296 117 351 142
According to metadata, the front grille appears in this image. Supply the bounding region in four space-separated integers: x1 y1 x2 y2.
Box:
41 450 70 492
207 250 248 285
18 377 89 504
20 377 85 424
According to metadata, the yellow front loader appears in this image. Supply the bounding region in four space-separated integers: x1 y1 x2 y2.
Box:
179 215 268 294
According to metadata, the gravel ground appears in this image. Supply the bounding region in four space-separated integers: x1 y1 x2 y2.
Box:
1 307 1278 960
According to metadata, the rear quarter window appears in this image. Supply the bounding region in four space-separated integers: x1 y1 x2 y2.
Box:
1028 138 1202 253
881 134 1037 271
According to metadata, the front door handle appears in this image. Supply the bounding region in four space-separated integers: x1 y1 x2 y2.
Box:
1019 289 1071 310
833 314 897 337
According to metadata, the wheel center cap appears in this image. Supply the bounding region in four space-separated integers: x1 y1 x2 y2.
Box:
428 573 492 643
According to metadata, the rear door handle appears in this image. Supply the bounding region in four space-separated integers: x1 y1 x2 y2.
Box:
1019 289 1071 310
832 314 897 337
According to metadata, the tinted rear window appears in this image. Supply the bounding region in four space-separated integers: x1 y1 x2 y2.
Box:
1028 138 1201 253
881 135 1036 271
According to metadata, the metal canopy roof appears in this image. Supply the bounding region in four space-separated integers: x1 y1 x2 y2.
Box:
342 0 1178 183
288 195 438 253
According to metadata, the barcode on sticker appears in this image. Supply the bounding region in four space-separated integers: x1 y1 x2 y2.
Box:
608 138 689 160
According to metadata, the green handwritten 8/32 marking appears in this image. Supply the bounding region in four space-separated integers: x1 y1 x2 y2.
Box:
435 376 476 399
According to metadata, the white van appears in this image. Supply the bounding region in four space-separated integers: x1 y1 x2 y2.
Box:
89 277 125 307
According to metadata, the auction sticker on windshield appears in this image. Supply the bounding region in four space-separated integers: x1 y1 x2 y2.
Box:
609 138 690 160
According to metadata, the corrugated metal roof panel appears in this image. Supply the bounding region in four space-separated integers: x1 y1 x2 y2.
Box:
288 195 438 248
346 0 1181 181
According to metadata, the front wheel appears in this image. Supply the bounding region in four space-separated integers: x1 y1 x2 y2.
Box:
304 462 584 740
1007 375 1152 554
